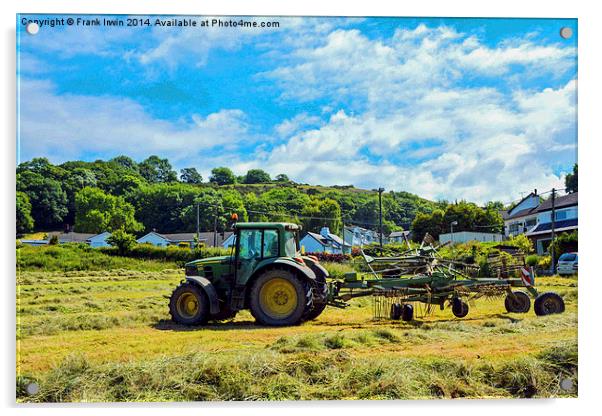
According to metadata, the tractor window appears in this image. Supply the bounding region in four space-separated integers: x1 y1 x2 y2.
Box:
284 230 298 257
263 230 279 258
239 230 262 260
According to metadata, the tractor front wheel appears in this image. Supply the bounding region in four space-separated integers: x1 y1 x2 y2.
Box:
505 291 531 313
534 292 565 316
169 282 209 325
249 269 309 326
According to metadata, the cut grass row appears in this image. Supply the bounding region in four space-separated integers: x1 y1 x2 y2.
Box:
17 339 577 401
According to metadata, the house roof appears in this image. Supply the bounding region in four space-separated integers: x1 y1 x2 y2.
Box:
146 231 234 246
526 218 578 236
305 232 350 248
389 231 410 238
47 232 96 243
536 192 578 213
504 206 539 220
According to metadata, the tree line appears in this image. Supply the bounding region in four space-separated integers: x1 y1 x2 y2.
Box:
16 156 505 241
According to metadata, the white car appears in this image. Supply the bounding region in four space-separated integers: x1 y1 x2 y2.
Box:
557 252 578 276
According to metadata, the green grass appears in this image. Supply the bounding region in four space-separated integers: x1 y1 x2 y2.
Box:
16 262 578 402
17 244 180 272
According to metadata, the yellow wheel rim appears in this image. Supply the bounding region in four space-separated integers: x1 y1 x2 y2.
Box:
176 292 199 318
259 277 298 319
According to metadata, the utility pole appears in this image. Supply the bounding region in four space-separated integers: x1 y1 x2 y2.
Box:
213 205 218 248
196 202 200 248
378 187 384 255
550 188 556 274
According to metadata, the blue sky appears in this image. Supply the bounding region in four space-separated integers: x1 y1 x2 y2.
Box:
17 15 577 203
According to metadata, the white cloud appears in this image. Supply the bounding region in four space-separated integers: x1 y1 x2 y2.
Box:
18 79 255 167
241 79 576 204
263 24 576 107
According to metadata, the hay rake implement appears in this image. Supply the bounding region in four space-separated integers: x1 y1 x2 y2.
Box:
328 235 565 321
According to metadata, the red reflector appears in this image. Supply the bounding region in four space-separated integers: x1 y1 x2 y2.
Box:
293 257 306 265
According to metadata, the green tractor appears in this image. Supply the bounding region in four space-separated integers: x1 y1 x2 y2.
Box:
169 222 329 326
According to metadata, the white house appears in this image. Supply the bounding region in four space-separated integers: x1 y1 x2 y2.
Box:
439 231 503 244
502 191 540 238
136 231 233 248
343 226 387 247
525 192 578 254
300 227 351 254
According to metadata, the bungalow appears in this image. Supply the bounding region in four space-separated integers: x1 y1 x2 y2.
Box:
300 227 351 254
525 192 578 255
389 230 411 244
20 231 112 247
343 225 388 247
87 231 112 248
136 231 234 248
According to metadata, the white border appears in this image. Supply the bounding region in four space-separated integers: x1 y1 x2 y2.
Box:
3 1 600 415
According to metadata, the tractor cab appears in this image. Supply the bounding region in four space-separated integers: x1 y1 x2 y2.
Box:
232 222 303 284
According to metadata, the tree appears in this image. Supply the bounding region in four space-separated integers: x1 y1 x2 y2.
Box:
565 163 578 193
106 228 137 255
16 171 68 229
243 169 271 184
16 192 34 234
180 167 203 184
138 156 177 183
75 187 143 234
301 198 342 234
109 155 140 173
411 209 445 241
275 174 290 183
209 167 236 185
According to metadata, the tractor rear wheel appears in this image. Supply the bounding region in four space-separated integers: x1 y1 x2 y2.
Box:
452 298 469 318
249 269 309 326
505 291 531 313
303 275 328 321
534 292 565 316
169 282 209 325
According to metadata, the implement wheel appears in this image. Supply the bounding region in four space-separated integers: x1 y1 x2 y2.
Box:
249 269 309 326
452 298 469 318
534 292 565 316
401 304 414 322
169 282 209 325
505 291 531 313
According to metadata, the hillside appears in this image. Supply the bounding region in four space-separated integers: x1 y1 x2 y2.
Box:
16 156 442 236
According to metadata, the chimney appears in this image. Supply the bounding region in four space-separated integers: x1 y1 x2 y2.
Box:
534 189 537 196
320 227 330 237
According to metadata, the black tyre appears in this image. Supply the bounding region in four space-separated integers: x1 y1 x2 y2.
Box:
504 291 531 313
169 282 209 325
249 269 309 326
303 274 328 321
452 298 469 318
390 303 402 320
534 292 565 316
401 304 414 321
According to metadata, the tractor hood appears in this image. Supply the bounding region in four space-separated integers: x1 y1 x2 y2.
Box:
185 256 231 267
